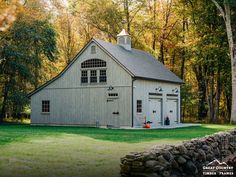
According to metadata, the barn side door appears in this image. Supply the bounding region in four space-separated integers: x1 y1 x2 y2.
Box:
107 98 120 128
166 99 178 124
149 98 162 127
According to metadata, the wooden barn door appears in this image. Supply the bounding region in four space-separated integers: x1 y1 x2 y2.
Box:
167 99 178 124
149 99 162 127
107 99 120 128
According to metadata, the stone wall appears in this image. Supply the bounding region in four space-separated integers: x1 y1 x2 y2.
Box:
120 129 236 177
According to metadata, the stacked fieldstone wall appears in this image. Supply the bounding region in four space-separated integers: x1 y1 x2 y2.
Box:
120 129 236 177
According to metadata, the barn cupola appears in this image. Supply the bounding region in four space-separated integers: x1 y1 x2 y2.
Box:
117 29 131 51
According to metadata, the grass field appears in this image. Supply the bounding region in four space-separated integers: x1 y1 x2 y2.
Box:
0 124 235 177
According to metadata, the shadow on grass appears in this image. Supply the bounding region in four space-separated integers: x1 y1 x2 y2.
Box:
0 123 235 145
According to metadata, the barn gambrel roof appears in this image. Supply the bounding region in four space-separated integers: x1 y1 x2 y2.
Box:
29 38 183 97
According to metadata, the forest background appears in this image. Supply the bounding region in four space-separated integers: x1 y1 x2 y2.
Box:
0 0 235 124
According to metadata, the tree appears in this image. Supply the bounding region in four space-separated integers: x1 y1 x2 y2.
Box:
211 0 236 123
85 0 123 41
0 16 57 122
0 0 18 31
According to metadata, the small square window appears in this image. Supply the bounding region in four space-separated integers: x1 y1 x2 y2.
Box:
42 100 50 113
137 100 142 113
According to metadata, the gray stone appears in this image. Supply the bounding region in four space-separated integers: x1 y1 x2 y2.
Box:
135 155 145 161
163 171 170 177
172 150 180 155
177 156 186 164
206 153 214 161
126 154 136 159
211 142 218 148
177 145 188 154
157 155 170 166
171 159 179 169
123 160 132 165
121 157 126 163
153 165 164 172
202 145 211 151
162 150 173 161
183 154 190 160
120 163 130 173
197 149 206 161
145 160 158 168
132 161 143 167
185 161 198 175
144 152 156 161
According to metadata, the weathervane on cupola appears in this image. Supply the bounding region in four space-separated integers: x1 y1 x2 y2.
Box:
117 29 131 51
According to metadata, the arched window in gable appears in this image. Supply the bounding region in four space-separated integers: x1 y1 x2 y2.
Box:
81 59 106 68
81 59 107 84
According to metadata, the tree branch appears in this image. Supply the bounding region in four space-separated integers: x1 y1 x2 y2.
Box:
211 0 226 21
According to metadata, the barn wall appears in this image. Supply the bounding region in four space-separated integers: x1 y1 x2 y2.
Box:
133 79 181 127
31 41 132 126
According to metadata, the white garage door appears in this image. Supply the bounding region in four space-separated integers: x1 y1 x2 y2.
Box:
149 99 162 127
167 99 178 125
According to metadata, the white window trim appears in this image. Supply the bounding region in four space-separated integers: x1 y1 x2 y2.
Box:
41 100 50 114
136 100 142 113
80 68 107 85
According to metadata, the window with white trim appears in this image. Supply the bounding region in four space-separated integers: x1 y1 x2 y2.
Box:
137 100 142 113
42 100 50 113
81 59 107 84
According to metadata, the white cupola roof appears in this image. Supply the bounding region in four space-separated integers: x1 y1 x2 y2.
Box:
117 29 131 51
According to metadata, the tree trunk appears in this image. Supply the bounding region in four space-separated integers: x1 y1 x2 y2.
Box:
212 1 236 123
171 49 176 69
224 4 236 123
159 41 164 64
66 13 72 65
0 83 8 122
214 66 221 123
34 65 39 89
225 94 231 119
181 18 187 80
152 0 157 50
124 0 130 33
193 65 208 120
209 75 215 123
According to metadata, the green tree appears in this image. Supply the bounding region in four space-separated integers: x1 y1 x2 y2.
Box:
211 0 236 123
0 16 57 121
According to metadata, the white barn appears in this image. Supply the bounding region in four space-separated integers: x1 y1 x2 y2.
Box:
29 29 183 128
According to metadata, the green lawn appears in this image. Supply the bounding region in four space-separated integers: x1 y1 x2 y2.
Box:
0 124 235 177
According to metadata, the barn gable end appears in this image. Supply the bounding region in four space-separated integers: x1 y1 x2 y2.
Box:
29 39 133 97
